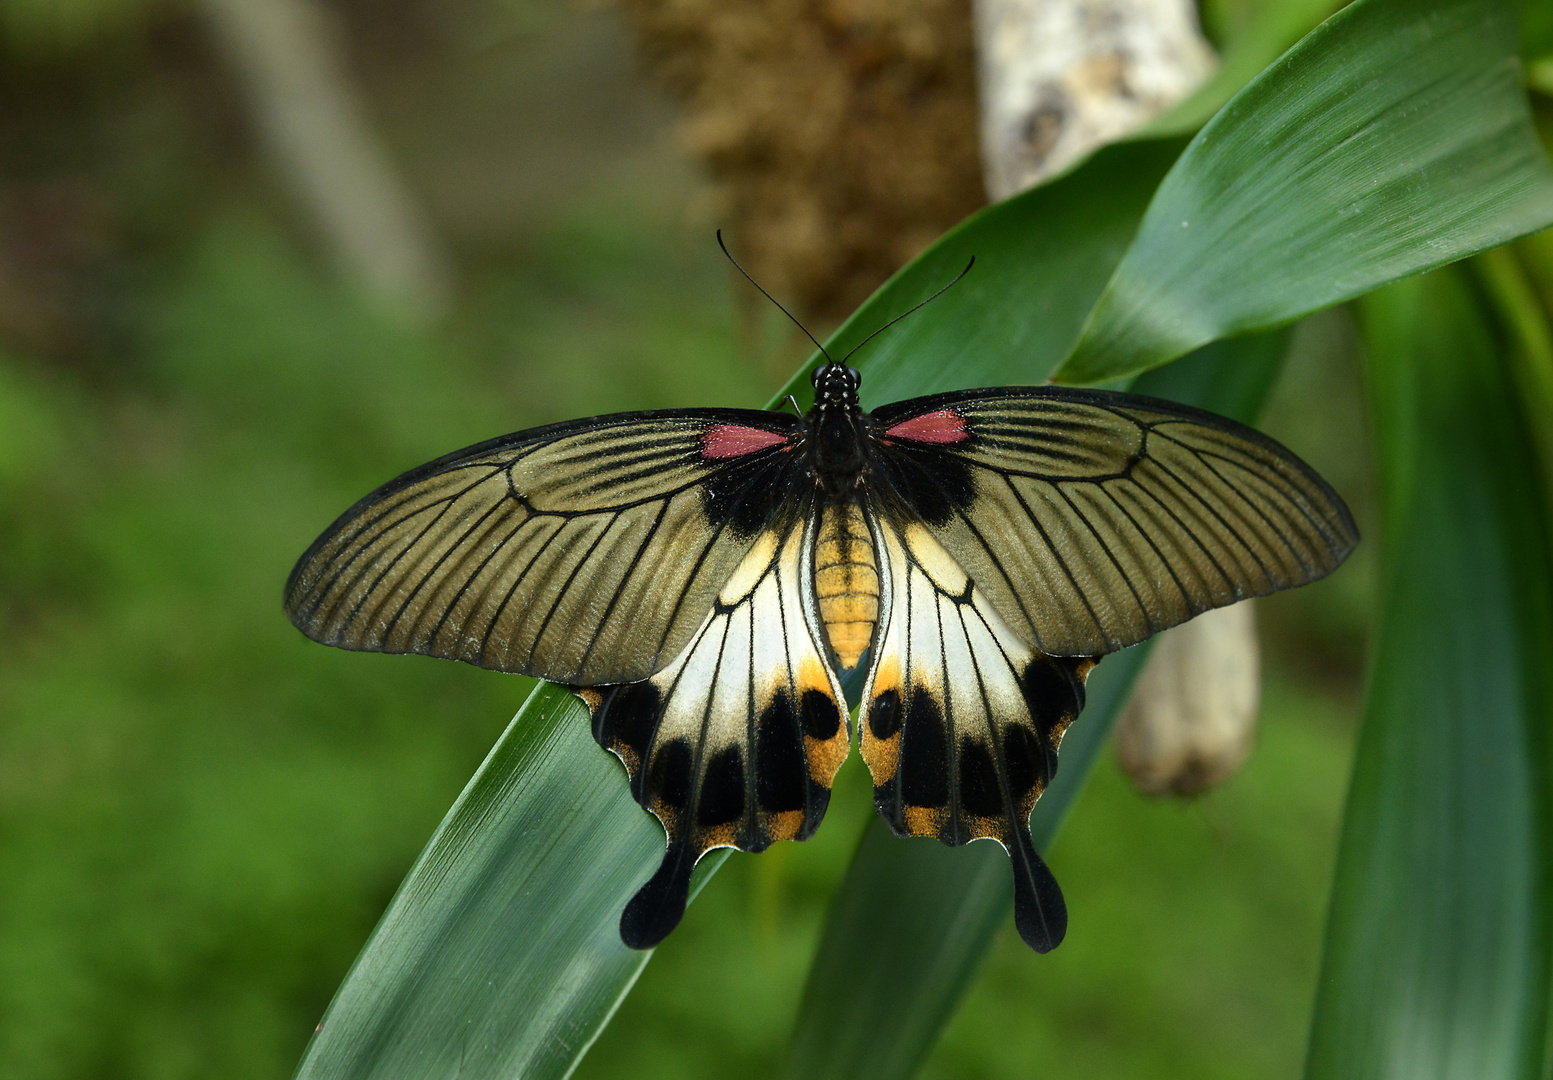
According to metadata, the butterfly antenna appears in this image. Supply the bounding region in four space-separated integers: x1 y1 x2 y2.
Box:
717 229 836 365
841 256 976 365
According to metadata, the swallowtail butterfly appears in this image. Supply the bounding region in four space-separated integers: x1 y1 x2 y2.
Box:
285 362 1356 952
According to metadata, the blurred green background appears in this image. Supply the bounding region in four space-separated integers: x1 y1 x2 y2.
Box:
0 0 1491 1075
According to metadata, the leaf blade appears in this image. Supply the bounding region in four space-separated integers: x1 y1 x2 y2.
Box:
295 683 662 1080
1058 0 1553 384
1305 268 1553 1080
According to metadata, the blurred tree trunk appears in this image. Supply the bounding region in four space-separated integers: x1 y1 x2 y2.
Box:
974 0 1215 196
199 0 453 320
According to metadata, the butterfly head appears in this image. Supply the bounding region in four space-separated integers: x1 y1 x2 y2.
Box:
812 363 861 411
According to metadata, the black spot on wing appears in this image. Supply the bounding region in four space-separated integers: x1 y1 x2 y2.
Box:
591 682 661 789
697 745 747 826
800 688 840 741
898 686 950 810
1000 723 1051 802
621 840 696 950
756 693 806 815
868 686 902 739
958 739 1003 819
1022 655 1087 739
648 738 694 817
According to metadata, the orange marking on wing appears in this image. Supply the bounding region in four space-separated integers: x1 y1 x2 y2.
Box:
697 823 738 850
797 654 833 696
902 805 947 838
962 815 1005 843
868 654 902 696
859 656 904 784
1050 714 1076 750
606 739 643 778
805 732 850 786
647 799 681 836
862 732 899 785
765 809 805 843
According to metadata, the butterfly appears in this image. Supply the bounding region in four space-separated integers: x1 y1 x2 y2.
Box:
284 362 1357 953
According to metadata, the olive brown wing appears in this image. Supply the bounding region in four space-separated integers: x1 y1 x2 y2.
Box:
867 386 1358 658
284 409 803 686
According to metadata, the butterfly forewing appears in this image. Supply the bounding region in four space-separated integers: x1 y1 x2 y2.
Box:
284 410 801 685
579 502 849 948
870 387 1359 657
860 511 1093 953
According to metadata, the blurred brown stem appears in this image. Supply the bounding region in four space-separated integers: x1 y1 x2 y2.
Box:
198 0 454 320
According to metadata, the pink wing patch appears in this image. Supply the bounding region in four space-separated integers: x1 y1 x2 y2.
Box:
703 424 790 460
884 409 968 445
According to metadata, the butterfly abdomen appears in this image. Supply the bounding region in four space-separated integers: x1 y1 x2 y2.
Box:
814 502 879 670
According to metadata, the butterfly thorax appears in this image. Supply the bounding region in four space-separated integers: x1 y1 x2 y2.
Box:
807 363 867 493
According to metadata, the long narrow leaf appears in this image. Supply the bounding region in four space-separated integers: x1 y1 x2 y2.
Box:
782 644 1150 1080
1306 269 1552 1080
295 684 666 1078
1058 0 1553 384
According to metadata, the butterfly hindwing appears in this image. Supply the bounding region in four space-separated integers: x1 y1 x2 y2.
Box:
579 502 849 948
869 387 1359 657
284 409 802 685
860 510 1095 953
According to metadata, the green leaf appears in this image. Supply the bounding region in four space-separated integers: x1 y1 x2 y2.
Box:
1472 245 1553 509
782 328 1289 1080
293 682 726 1079
770 136 1188 411
1305 268 1552 1080
1145 0 1342 136
782 644 1151 1080
1058 0 1553 385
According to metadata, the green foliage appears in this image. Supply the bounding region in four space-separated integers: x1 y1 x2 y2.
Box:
1058 0 1553 382
287 0 1553 1076
4 0 1553 1076
1307 268 1552 1080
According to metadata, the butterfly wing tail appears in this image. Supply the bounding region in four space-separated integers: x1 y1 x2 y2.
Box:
1009 824 1068 953
620 841 696 950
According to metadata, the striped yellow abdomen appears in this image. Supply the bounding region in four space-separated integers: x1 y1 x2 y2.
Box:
814 502 879 670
